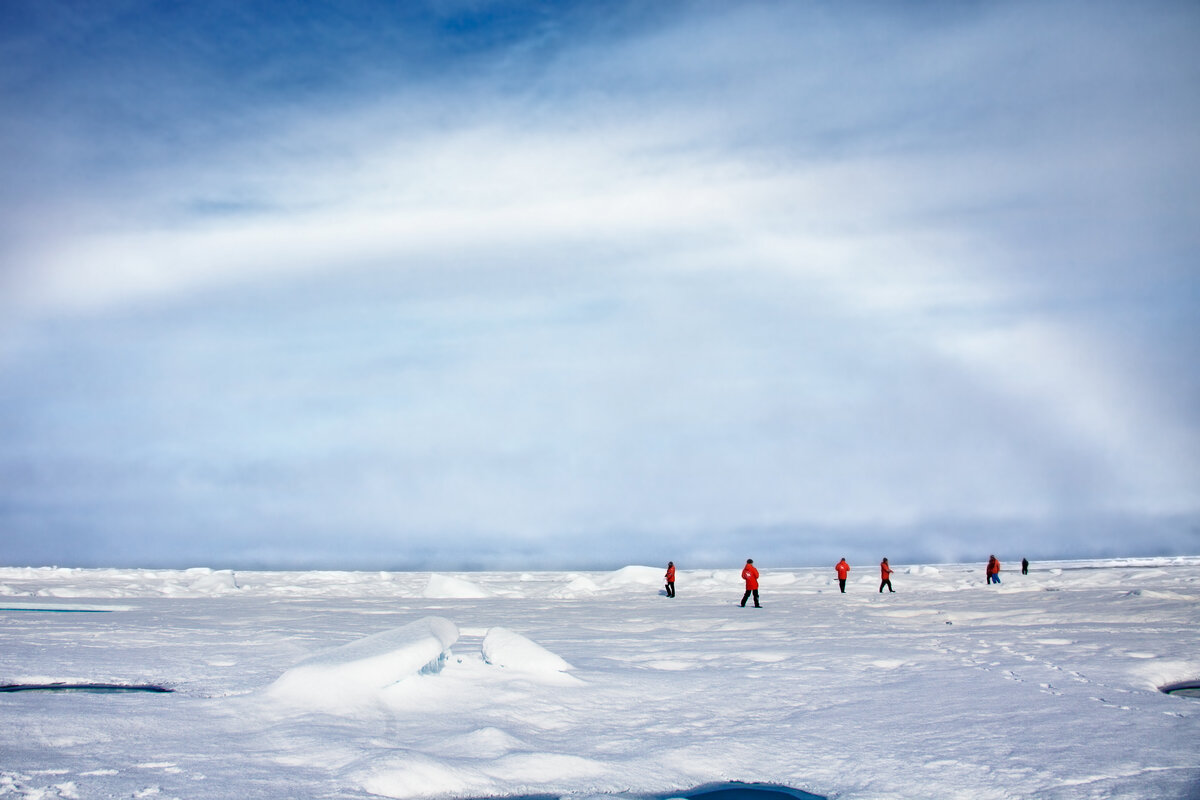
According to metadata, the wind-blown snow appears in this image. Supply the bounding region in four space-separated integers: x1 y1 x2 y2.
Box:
1 559 1199 800
602 565 667 587
424 574 491 599
269 616 459 708
481 627 575 677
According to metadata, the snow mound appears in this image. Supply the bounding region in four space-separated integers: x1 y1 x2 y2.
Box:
422 574 490 598
602 565 665 586
184 569 240 594
436 727 526 759
550 575 601 597
359 750 605 800
481 627 575 678
268 617 458 707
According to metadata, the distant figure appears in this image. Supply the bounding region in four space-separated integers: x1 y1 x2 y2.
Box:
879 558 894 593
740 559 761 607
835 558 850 593
1021 558 1029 576
987 555 1002 585
665 561 676 598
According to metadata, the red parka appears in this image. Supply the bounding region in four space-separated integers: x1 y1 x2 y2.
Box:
836 560 850 579
742 563 760 590
880 560 893 580
665 564 675 582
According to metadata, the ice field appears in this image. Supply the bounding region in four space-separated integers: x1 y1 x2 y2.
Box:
2 558 1198 800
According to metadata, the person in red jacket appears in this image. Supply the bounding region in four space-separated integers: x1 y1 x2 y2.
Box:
987 555 1001 585
740 559 761 607
879 557 895 593
664 561 676 598
835 558 850 593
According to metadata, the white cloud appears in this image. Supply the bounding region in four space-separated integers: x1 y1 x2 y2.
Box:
1 1 1197 567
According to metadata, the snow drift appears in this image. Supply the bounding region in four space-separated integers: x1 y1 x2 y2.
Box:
481 626 576 681
268 616 458 707
422 574 490 598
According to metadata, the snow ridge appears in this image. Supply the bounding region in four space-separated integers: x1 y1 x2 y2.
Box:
482 626 574 675
268 616 458 707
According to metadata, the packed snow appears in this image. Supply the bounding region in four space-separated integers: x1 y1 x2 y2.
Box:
269 616 460 709
1 558 1198 800
480 627 576 680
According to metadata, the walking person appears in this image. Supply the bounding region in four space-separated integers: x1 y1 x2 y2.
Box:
664 561 676 598
987 555 1002 585
740 559 761 607
835 558 850 593
879 557 894 593
1021 558 1029 576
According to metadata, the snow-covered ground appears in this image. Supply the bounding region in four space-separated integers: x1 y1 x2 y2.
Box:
2 558 1198 800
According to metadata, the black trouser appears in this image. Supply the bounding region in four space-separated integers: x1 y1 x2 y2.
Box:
838 578 846 593
665 582 675 597
879 579 893 593
740 589 760 607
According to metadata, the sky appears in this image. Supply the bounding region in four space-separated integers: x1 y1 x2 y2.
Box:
1 0 1198 571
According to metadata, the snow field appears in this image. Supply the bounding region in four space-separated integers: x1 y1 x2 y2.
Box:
1 559 1198 800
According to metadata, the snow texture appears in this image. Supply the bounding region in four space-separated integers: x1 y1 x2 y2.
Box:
1 558 1199 800
481 626 575 677
269 616 459 708
423 574 491 599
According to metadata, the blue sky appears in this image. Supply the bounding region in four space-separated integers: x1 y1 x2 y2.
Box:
1 0 1198 570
